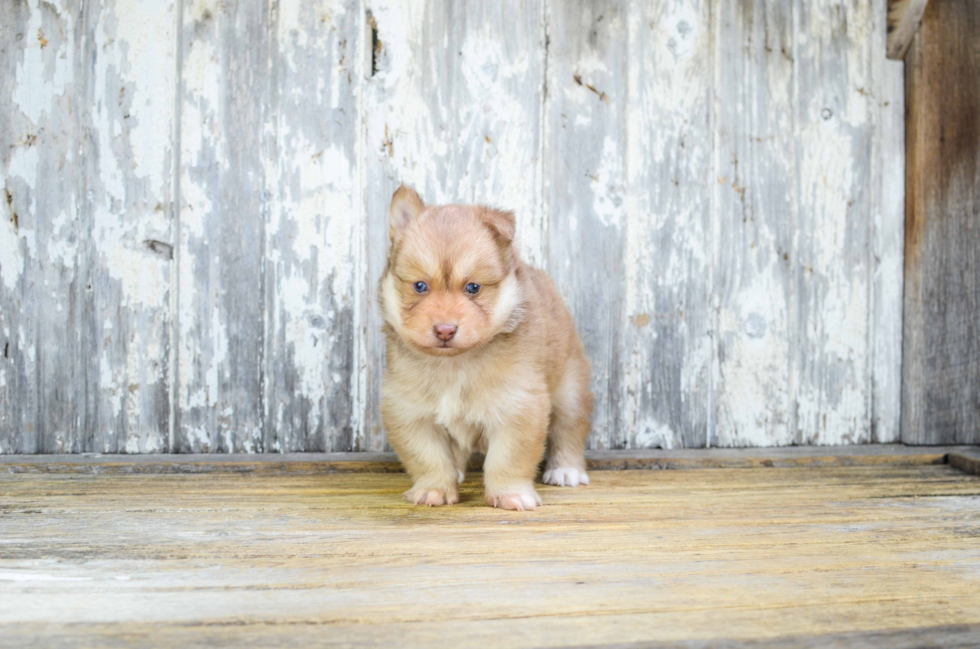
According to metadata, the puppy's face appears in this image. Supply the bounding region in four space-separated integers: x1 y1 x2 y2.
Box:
381 186 523 357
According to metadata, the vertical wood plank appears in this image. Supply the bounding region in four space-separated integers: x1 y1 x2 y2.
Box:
902 0 980 444
78 0 176 453
623 0 712 449
1 1 84 453
871 45 905 440
263 0 361 452
795 0 873 444
176 0 269 452
713 0 796 446
545 0 627 449
0 0 49 453
358 0 544 451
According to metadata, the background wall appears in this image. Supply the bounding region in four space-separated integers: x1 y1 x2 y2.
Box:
0 0 905 454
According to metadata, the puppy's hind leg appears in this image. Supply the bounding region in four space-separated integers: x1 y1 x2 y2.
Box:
543 356 593 487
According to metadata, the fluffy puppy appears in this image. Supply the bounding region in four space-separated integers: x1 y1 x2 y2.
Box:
379 185 593 511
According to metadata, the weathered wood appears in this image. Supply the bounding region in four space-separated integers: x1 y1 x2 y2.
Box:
262 1 361 452
794 0 874 444
887 0 929 60
79 0 176 453
1 0 909 453
358 0 545 450
2 466 980 647
0 0 43 453
871 54 906 443
714 0 882 447
545 0 627 449
0 1 174 454
622 0 712 449
713 0 796 446
1 444 969 474
947 449 980 477
902 0 980 445
176 0 271 452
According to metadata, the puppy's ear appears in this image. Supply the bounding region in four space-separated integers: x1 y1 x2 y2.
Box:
479 207 516 245
389 185 424 241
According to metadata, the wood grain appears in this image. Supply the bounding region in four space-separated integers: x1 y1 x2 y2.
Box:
871 53 906 443
713 0 796 447
886 0 929 60
1 444 969 474
902 0 980 445
545 0 628 449
0 0 909 453
795 0 874 445
176 0 269 452
1 0 176 454
623 0 712 449
1 466 979 647
79 0 177 453
262 0 361 452
0 0 44 453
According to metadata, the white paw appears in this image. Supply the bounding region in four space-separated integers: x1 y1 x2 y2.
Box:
404 487 459 507
486 488 542 511
542 467 589 487
457 470 466 484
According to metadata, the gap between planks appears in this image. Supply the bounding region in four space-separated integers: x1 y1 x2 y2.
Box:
1 444 978 476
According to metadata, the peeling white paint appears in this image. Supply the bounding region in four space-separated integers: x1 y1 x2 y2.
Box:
0 0 904 453
0 214 22 292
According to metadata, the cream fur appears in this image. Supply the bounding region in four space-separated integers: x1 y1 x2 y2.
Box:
379 186 594 510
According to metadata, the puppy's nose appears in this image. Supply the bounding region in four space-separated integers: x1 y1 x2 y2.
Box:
433 324 457 341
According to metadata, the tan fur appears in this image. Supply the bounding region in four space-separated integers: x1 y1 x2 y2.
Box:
380 185 594 511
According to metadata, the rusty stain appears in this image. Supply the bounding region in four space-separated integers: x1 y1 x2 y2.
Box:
382 124 393 157
573 74 609 104
37 29 48 48
6 189 16 230
485 135 492 144
14 133 37 148
128 384 139 394
631 313 650 328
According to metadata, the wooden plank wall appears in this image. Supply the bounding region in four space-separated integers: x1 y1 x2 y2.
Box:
0 0 906 453
902 0 980 445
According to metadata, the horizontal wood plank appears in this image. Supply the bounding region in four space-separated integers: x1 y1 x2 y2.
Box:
1 465 979 647
2 445 975 475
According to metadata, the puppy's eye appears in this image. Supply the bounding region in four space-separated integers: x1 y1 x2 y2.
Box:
413 281 428 294
464 283 481 295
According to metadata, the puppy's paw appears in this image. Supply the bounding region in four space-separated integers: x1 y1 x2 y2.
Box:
542 466 589 487
485 487 543 511
404 487 459 507
457 470 466 484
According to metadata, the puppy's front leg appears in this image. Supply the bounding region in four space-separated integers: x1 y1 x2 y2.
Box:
385 417 459 506
483 393 549 511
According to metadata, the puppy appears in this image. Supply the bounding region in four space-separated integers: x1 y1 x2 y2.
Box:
379 185 593 511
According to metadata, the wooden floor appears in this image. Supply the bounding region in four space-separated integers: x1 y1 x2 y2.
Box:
2 457 980 647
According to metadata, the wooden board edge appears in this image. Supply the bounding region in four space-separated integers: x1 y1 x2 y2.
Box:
1 445 973 475
887 0 930 60
947 450 980 477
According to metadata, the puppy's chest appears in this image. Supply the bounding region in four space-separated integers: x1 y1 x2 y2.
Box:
417 368 499 430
